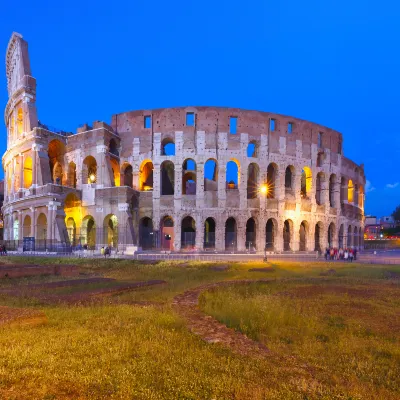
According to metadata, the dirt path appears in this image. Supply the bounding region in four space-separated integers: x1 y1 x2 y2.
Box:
0 305 47 326
173 280 273 358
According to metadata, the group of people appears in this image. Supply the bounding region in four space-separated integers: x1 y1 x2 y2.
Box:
0 245 7 255
100 246 112 258
325 247 357 261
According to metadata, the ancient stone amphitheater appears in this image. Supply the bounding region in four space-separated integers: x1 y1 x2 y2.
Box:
2 32 365 253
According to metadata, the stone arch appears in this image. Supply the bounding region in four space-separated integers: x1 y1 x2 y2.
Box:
340 177 347 203
204 217 216 249
13 218 19 241
204 159 218 192
48 139 66 184
301 166 312 198
83 156 97 184
161 137 175 156
247 141 258 158
82 215 96 248
225 217 237 251
182 159 196 195
247 163 260 199
339 224 344 248
265 218 277 251
347 225 353 247
104 214 118 247
139 160 154 191
68 162 77 188
23 156 33 189
161 215 174 250
245 217 257 251
36 213 47 241
267 163 278 199
329 174 336 207
110 158 120 187
226 159 240 189
109 138 119 157
314 221 323 252
181 216 196 249
283 219 293 251
139 217 153 250
66 217 76 245
285 165 295 191
23 215 31 237
348 180 354 203
299 220 309 251
122 163 133 188
161 160 174 195
328 222 336 248
316 172 325 205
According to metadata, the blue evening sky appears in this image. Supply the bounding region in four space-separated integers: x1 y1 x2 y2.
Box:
1 0 399 217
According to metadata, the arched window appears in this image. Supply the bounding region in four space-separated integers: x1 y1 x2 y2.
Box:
182 159 196 195
247 163 259 199
301 167 312 198
204 217 216 249
110 158 120 186
225 217 237 251
245 218 257 251
283 220 292 251
109 139 119 157
161 161 174 195
104 214 118 247
139 217 153 249
299 221 308 251
83 156 97 184
161 138 175 156
82 215 96 248
267 163 277 199
247 141 258 158
315 172 325 205
140 160 154 191
265 218 276 251
315 222 323 252
204 159 218 191
68 162 77 188
161 216 174 250
23 156 33 189
48 140 66 184
329 174 336 207
328 223 335 248
226 160 239 189
17 107 23 135
359 185 364 209
122 163 133 188
348 180 354 203
181 216 196 249
23 215 31 238
285 166 294 191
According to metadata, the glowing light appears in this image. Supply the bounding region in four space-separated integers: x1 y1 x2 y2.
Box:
89 173 96 183
260 184 268 195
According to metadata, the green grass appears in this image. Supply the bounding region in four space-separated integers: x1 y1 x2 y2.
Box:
0 257 399 399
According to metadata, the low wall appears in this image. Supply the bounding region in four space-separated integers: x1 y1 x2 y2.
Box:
0 264 79 279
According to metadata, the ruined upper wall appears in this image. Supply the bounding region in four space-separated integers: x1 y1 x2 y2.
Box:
111 106 343 155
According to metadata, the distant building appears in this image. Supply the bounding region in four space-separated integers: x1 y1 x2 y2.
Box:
380 216 396 229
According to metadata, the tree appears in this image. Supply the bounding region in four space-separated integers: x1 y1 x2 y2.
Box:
392 205 400 223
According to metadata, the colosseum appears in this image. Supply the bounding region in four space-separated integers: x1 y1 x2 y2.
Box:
2 32 365 253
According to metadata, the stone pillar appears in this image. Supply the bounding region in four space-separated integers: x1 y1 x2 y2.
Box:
237 218 245 252
196 162 204 209
239 163 247 209
195 215 204 250
31 143 41 188
218 164 226 208
292 222 300 252
11 158 16 195
215 218 225 252
19 153 24 191
257 217 265 253
275 220 283 252
174 163 183 212
174 214 181 251
17 211 23 244
30 207 36 239
96 143 111 188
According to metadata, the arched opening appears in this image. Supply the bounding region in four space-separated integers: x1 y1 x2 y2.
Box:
245 218 257 251
339 224 344 248
353 226 358 248
329 174 336 207
23 156 33 189
314 222 323 252
247 141 257 157
82 215 96 248
161 160 174 195
83 156 97 184
23 215 31 237
109 138 119 157
285 165 294 192
359 185 364 209
316 172 325 205
204 217 216 249
68 162 77 188
340 177 346 203
354 184 359 207
48 140 66 184
139 217 153 250
247 163 259 199
348 180 354 203
267 163 277 199
328 223 335 248
17 107 23 135
301 167 312 198
66 217 76 246
299 221 308 251
139 160 154 191
226 160 239 189
182 159 196 195
181 216 196 249
122 163 133 188
37 213 47 247
104 214 118 247
161 216 174 251
204 159 218 191
283 220 292 251
265 219 276 251
110 158 120 186
347 225 353 247
225 217 237 251
13 219 19 241
64 193 81 224
161 137 175 156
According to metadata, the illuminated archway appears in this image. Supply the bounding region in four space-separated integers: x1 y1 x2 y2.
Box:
110 158 120 186
299 221 309 251
247 163 260 199
140 160 154 191
23 156 33 188
37 213 47 241
17 107 23 135
348 180 354 203
301 167 312 198
66 217 76 245
23 215 31 237
83 156 97 184
82 215 96 248
204 217 216 249
104 214 118 247
283 219 293 251
48 140 66 184
68 162 77 188
267 163 278 198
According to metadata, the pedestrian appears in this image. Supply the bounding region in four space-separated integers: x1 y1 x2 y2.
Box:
344 249 348 261
330 248 334 260
101 246 105 257
349 249 354 262
325 248 329 260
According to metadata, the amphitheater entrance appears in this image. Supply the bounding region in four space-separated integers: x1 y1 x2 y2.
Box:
140 161 154 191
161 161 174 195
182 159 196 195
225 217 237 251
36 213 48 250
23 215 31 238
347 225 353 247
66 217 76 246
314 222 323 252
181 216 196 249
283 220 292 251
339 224 344 248
328 223 335 248
299 221 308 251
265 218 276 251
245 218 257 251
139 217 153 250
204 217 216 249
82 215 96 249
161 216 174 251
104 215 118 248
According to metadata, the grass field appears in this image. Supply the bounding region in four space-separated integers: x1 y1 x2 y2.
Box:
0 257 399 399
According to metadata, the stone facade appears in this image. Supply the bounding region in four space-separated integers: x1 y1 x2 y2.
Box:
2 33 365 252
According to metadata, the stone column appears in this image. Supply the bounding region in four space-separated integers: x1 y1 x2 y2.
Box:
239 164 247 209
237 218 245 252
174 214 181 251
174 163 182 212
215 217 225 252
19 153 24 191
275 220 283 252
217 164 226 208
196 162 204 209
195 215 204 251
11 158 16 196
257 217 265 253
